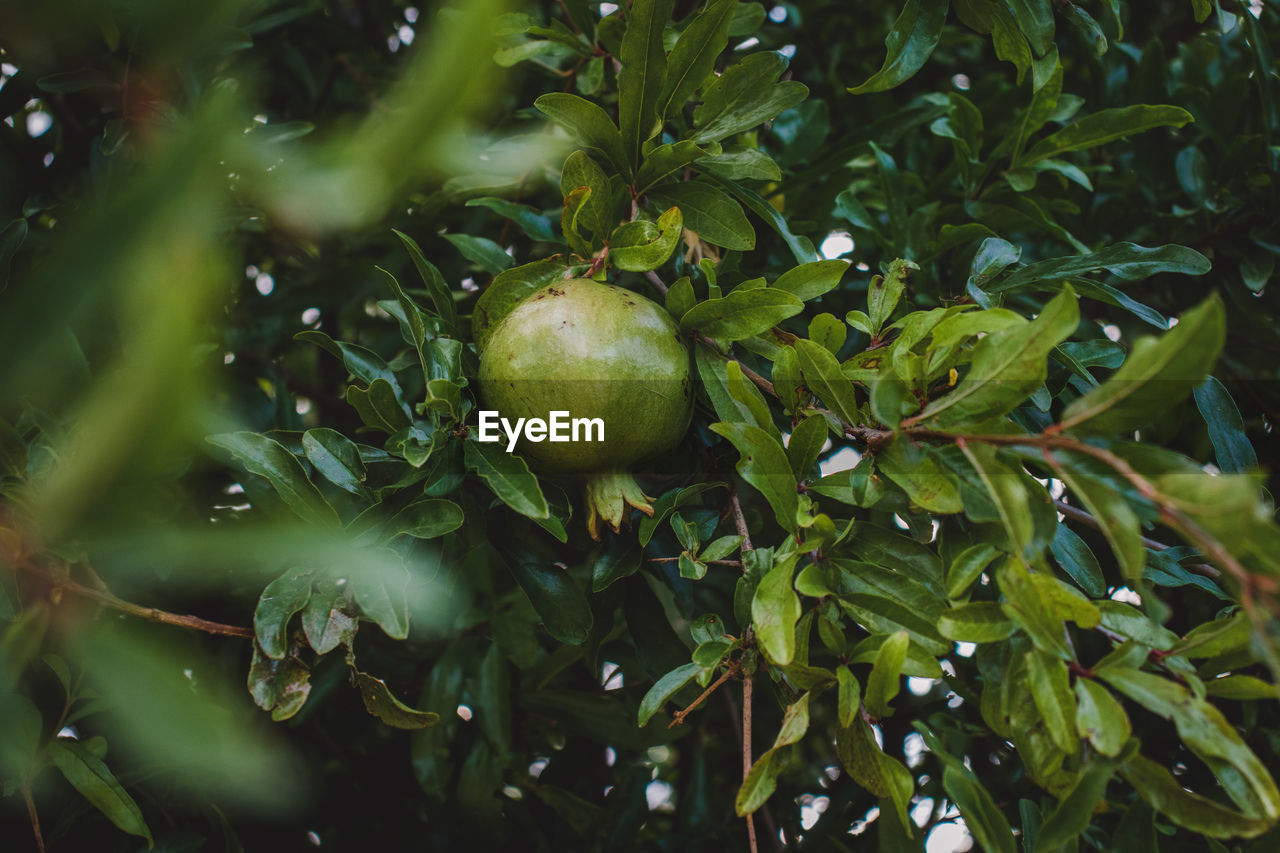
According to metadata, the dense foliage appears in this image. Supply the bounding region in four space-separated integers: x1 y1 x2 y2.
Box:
2 0 1279 850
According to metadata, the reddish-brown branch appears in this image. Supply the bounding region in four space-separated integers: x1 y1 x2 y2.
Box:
15 561 252 639
23 783 45 853
668 660 740 729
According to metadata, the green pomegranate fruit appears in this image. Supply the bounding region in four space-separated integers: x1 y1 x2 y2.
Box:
477 278 693 537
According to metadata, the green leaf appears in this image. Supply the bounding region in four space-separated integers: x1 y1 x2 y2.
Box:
656 0 735 122
837 717 916 832
466 197 560 244
610 206 683 272
786 414 828 480
693 52 808 143
638 662 700 725
618 0 674 165
301 580 357 655
725 360 781 440
736 693 811 815
942 764 1017 853
1026 648 1078 753
387 498 465 540
561 149 618 246
838 666 861 728
504 550 593 645
346 379 411 434
1121 752 1272 839
592 535 642 592
945 543 1001 599
534 92 630 176
966 237 1021 301
710 422 800 532
696 148 782 181
997 559 1071 659
442 232 514 275
350 559 410 640
207 432 340 527
996 243 1212 293
938 601 1017 642
1075 678 1131 756
752 556 801 665
352 668 440 729
646 181 754 250
918 287 1078 427
865 630 909 718
0 218 29 289
1049 524 1107 598
1008 0 1054 55
1050 452 1145 585
958 441 1037 558
473 256 570 353
255 568 314 660
302 428 367 497
879 437 964 514
1034 752 1123 852
705 173 820 264
1194 377 1257 473
49 740 153 844
794 338 860 425
465 439 550 520
635 141 716 193
392 229 457 328
1060 295 1225 434
772 259 851 303
848 0 949 95
869 259 917 332
1023 105 1194 164
1204 675 1280 701
808 312 845 354
681 287 803 340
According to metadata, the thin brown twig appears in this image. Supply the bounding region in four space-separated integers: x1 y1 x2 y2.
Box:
15 561 253 639
22 783 45 853
1052 499 1221 579
730 487 753 552
668 660 740 729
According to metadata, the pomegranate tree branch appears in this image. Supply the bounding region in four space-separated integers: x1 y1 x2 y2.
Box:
668 660 740 729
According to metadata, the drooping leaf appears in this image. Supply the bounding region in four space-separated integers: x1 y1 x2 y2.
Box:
49 740 154 844
465 439 550 520
752 555 802 665
710 422 800 531
207 432 340 527
352 667 440 729
848 0 950 95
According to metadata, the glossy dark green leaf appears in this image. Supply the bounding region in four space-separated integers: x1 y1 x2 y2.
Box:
638 662 700 726
442 232 514 275
561 149 618 246
346 379 412 434
302 428 367 497
710 422 799 531
301 581 357 655
505 553 593 645
786 415 828 480
772 260 851 303
681 287 802 340
656 0 735 122
837 716 915 832
706 173 820 264
255 568 313 660
794 338 860 425
696 148 782 181
618 0 674 164
647 181 754 250
1009 0 1054 54
694 52 808 143
1034 751 1123 852
1049 523 1107 597
1061 295 1224 435
918 287 1078 427
473 256 569 353
534 92 630 175
848 0 949 94
392 228 457 327
464 439 549 520
946 543 1001 600
997 243 1212 293
1026 648 1078 753
1023 105 1193 164
466 197 560 244
1050 452 1145 584
208 432 340 527
635 141 715 193
1194 376 1257 473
